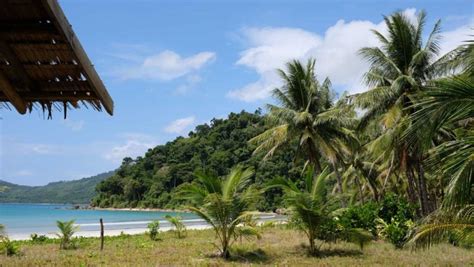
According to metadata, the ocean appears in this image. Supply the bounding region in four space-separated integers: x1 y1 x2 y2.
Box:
0 203 199 237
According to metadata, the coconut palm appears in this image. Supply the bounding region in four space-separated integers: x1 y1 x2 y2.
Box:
165 215 187 238
355 10 450 215
179 166 259 258
411 77 473 208
403 33 473 247
56 220 78 250
250 59 356 195
408 205 474 249
267 167 372 254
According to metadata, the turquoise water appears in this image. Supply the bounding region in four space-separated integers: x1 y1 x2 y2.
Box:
0 203 199 236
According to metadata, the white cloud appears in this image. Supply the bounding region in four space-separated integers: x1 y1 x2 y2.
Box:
103 133 157 163
164 116 196 135
439 20 473 56
229 9 471 101
121 50 216 81
62 119 85 131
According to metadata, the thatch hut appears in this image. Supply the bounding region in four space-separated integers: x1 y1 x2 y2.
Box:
0 0 113 118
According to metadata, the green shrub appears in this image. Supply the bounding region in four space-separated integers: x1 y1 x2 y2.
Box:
30 233 49 243
378 194 415 223
147 220 160 241
0 237 20 256
56 220 79 250
165 215 186 238
376 218 414 249
339 202 380 236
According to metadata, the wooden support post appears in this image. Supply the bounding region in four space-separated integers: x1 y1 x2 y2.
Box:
100 218 104 251
0 71 26 114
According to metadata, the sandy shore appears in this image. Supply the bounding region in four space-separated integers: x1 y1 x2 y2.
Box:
8 214 285 241
9 224 212 241
90 207 192 213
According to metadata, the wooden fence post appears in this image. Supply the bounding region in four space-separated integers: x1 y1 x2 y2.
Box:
100 218 104 251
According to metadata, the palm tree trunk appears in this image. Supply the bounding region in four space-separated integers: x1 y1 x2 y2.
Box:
405 166 419 209
332 162 344 194
307 141 322 174
355 176 365 204
416 161 433 215
332 162 347 207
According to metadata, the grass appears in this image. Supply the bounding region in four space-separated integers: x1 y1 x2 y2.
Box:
0 226 472 266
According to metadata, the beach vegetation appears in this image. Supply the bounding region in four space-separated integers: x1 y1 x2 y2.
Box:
179 166 260 258
147 220 160 241
165 215 186 238
30 233 49 243
268 167 372 254
56 220 78 250
0 237 20 257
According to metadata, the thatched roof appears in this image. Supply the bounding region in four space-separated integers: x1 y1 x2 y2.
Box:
0 0 113 118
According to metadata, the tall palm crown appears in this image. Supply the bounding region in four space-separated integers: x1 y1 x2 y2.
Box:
250 59 355 179
357 10 443 126
355 10 446 214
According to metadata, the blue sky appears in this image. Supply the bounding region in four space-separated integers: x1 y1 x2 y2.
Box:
1 0 472 185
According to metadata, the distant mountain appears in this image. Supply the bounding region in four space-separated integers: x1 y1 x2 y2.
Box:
0 171 115 204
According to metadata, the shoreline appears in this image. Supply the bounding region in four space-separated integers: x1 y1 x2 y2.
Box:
90 207 193 213
9 224 212 241
8 214 286 241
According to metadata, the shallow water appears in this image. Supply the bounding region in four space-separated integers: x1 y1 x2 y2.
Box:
0 203 198 236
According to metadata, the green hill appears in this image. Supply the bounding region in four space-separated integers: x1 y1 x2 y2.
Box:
93 110 302 211
0 171 115 204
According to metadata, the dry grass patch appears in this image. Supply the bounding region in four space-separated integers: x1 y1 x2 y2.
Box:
0 227 472 266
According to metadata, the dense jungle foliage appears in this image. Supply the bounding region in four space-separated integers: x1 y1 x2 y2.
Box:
92 110 304 211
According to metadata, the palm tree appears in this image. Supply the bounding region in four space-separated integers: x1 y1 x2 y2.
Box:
179 166 259 258
267 167 372 254
355 10 449 215
56 220 78 250
411 78 473 207
250 59 355 195
404 33 473 247
408 205 474 248
165 215 186 238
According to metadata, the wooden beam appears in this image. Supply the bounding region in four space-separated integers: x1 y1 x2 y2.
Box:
41 0 114 115
0 71 27 114
0 20 56 33
0 90 97 101
0 40 38 91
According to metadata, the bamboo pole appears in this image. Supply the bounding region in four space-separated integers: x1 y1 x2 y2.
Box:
100 218 104 251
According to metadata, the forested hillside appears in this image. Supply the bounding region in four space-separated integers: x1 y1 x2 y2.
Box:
92 110 303 210
0 171 114 204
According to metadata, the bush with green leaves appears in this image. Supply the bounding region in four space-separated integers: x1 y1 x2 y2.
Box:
235 214 262 244
376 218 414 248
30 233 49 243
0 225 20 257
179 166 260 258
56 220 78 250
165 215 186 238
0 237 20 257
0 224 5 238
147 220 160 241
378 194 416 223
268 167 372 254
339 202 380 237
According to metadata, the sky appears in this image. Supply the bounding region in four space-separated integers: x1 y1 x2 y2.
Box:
1 0 472 186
